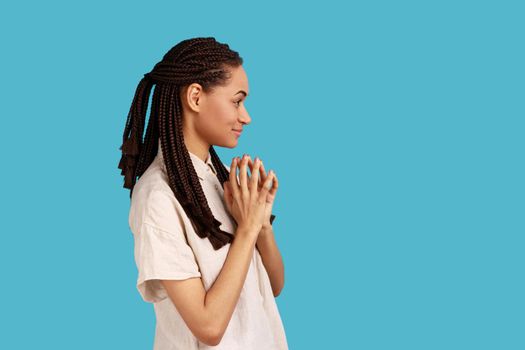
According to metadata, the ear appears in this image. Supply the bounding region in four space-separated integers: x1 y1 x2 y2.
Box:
184 83 203 112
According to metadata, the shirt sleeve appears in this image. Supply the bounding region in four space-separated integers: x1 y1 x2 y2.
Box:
133 190 202 303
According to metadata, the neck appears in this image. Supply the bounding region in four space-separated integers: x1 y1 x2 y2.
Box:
182 124 210 163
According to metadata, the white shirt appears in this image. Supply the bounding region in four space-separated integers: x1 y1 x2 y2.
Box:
128 140 288 350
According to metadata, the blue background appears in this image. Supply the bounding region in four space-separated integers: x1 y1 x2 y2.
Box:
1 0 523 349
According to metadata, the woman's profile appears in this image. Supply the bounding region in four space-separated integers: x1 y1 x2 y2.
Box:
118 37 288 349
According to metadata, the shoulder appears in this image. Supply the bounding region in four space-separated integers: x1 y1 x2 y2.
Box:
130 176 186 235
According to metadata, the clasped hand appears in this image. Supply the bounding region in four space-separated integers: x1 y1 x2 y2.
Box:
223 154 278 233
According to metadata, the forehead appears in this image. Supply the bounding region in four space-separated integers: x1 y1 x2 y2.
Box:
227 66 249 91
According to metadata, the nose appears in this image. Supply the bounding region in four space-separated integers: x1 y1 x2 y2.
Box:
239 106 251 125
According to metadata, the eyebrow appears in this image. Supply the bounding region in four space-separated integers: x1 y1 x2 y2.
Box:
235 90 249 97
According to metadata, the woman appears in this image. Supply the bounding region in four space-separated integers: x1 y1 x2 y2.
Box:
118 37 288 349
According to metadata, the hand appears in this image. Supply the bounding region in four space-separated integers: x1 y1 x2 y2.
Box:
222 155 275 237
246 156 278 230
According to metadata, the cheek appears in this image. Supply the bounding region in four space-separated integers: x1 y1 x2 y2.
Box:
199 101 236 134
211 101 238 124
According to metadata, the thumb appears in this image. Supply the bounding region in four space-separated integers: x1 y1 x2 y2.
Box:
223 181 233 211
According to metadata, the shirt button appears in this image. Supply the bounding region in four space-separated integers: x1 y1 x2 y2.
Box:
214 184 219 191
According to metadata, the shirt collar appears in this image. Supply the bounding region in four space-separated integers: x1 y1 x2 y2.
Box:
156 139 217 180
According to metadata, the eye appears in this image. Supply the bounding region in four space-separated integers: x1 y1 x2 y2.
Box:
234 100 242 107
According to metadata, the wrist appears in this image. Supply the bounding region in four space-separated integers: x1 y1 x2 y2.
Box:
262 223 273 231
237 224 262 238
259 225 273 239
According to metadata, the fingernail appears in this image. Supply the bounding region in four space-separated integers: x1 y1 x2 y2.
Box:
254 157 259 163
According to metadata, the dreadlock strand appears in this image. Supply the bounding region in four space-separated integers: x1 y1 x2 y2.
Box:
136 85 159 178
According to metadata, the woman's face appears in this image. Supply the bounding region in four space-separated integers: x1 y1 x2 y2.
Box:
182 65 252 149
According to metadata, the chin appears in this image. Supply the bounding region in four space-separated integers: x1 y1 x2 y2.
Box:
215 138 238 149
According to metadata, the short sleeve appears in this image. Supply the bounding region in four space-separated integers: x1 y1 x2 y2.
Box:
133 191 202 303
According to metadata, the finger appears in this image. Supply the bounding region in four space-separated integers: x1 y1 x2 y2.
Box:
224 180 231 197
223 181 231 208
229 157 240 199
269 171 278 196
257 170 274 203
249 157 261 197
258 160 268 189
246 158 255 186
265 170 277 203
239 155 250 199
248 157 263 190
